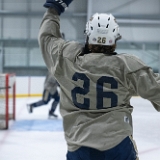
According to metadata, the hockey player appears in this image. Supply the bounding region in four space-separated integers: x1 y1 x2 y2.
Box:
27 72 60 118
38 0 160 159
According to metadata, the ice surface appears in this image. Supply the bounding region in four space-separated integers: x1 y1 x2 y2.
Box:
0 97 160 160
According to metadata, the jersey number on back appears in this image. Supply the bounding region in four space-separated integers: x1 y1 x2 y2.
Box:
71 72 118 109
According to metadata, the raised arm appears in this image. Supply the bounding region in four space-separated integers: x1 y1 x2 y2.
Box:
38 0 73 72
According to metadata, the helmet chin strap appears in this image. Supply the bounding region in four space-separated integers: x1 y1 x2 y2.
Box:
116 34 122 42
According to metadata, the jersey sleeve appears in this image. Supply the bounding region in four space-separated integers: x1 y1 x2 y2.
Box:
38 8 82 74
130 68 160 111
122 54 160 111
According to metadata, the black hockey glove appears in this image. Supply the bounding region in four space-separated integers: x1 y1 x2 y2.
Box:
44 0 73 15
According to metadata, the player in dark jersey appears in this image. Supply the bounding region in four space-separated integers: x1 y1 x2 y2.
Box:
27 72 60 118
38 0 160 159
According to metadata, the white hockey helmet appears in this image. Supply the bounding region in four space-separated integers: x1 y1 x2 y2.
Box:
85 13 121 46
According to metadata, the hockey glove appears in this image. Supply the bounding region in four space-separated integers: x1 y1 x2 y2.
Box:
44 0 73 15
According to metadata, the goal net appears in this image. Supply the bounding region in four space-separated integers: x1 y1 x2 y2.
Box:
0 73 16 129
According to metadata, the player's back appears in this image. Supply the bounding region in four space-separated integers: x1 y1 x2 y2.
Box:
56 50 146 111
38 7 159 153
54 47 148 151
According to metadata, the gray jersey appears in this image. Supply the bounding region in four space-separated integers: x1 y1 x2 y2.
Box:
38 8 160 151
44 72 58 95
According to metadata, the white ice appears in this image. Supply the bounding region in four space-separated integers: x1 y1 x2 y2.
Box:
0 97 160 160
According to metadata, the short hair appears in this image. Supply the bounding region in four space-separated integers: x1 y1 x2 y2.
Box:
88 44 116 54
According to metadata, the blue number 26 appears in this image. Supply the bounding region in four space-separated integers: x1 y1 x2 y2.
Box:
71 72 118 109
